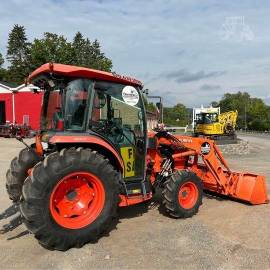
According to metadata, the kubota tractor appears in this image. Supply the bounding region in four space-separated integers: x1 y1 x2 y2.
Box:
6 63 269 250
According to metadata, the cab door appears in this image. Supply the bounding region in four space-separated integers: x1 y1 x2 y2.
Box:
90 82 147 183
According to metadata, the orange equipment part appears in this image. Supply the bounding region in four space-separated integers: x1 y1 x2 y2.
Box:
35 134 43 157
28 63 143 88
176 135 269 205
118 193 152 207
147 132 269 205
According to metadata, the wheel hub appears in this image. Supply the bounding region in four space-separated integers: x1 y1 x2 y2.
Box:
181 190 188 198
66 189 78 201
178 181 199 209
50 172 105 229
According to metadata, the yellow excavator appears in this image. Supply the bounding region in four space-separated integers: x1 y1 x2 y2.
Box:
194 109 238 138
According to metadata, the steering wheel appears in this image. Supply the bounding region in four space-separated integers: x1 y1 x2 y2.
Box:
89 119 107 131
112 126 137 146
122 126 137 146
111 126 125 143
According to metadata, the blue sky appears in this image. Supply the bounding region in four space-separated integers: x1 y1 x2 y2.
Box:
1 0 270 107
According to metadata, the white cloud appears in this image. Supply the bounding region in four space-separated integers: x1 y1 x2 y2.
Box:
1 0 270 106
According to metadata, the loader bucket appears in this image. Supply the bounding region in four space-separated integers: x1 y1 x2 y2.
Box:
230 173 269 205
200 141 269 205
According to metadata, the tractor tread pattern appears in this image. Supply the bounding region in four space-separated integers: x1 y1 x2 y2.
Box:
20 148 120 251
162 170 203 218
6 147 40 202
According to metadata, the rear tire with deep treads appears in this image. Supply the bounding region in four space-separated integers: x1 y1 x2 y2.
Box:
162 170 203 218
20 148 120 251
6 147 41 202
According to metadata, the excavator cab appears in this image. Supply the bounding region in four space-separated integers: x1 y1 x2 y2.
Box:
196 112 219 124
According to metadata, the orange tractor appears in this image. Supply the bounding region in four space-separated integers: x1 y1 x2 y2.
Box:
6 63 269 250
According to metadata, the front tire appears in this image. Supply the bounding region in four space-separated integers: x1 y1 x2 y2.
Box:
162 170 203 218
6 147 41 202
20 148 120 251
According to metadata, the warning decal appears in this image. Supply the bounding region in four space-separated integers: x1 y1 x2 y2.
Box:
120 147 135 177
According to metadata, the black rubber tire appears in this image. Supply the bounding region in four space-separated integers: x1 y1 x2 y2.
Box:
6 147 41 202
20 148 120 251
162 170 203 218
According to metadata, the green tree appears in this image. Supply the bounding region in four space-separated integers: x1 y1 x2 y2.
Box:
219 92 251 129
211 101 219 108
6 24 31 83
248 98 270 130
5 26 113 83
29 32 75 69
0 53 4 67
29 31 112 72
72 32 112 71
0 52 7 81
164 103 188 126
217 91 270 131
72 32 85 66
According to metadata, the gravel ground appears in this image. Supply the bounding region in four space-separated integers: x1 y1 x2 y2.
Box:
0 135 269 270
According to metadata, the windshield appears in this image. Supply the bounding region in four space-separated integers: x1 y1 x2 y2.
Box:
196 113 219 124
41 78 93 131
64 79 92 130
90 81 145 146
40 78 145 137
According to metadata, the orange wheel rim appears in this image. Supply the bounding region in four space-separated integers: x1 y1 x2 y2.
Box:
50 172 105 229
178 181 198 209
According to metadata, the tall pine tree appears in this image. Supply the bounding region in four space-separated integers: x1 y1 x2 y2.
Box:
72 32 112 71
0 52 4 67
0 52 6 81
5 26 113 82
72 32 86 66
7 24 30 83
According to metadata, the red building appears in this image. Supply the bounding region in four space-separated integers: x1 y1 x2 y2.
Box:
0 82 42 130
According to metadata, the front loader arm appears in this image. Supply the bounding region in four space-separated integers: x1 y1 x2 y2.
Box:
163 134 269 205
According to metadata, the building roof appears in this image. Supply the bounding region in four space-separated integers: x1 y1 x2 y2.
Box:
0 81 18 88
27 63 143 87
0 82 37 94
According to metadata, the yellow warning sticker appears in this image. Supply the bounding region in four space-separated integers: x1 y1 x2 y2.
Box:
120 147 135 177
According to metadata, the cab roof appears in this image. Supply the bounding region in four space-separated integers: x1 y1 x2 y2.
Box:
27 63 143 88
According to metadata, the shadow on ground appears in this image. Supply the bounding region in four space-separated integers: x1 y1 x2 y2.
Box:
0 203 29 239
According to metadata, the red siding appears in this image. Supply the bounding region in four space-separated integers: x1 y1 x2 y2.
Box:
0 92 43 130
0 93 13 123
14 92 42 130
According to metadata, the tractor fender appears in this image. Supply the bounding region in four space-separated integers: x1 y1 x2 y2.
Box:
49 135 124 172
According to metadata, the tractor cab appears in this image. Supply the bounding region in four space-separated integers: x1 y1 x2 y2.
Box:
31 64 147 185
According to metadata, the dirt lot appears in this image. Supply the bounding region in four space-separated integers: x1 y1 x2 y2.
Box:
0 135 269 270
